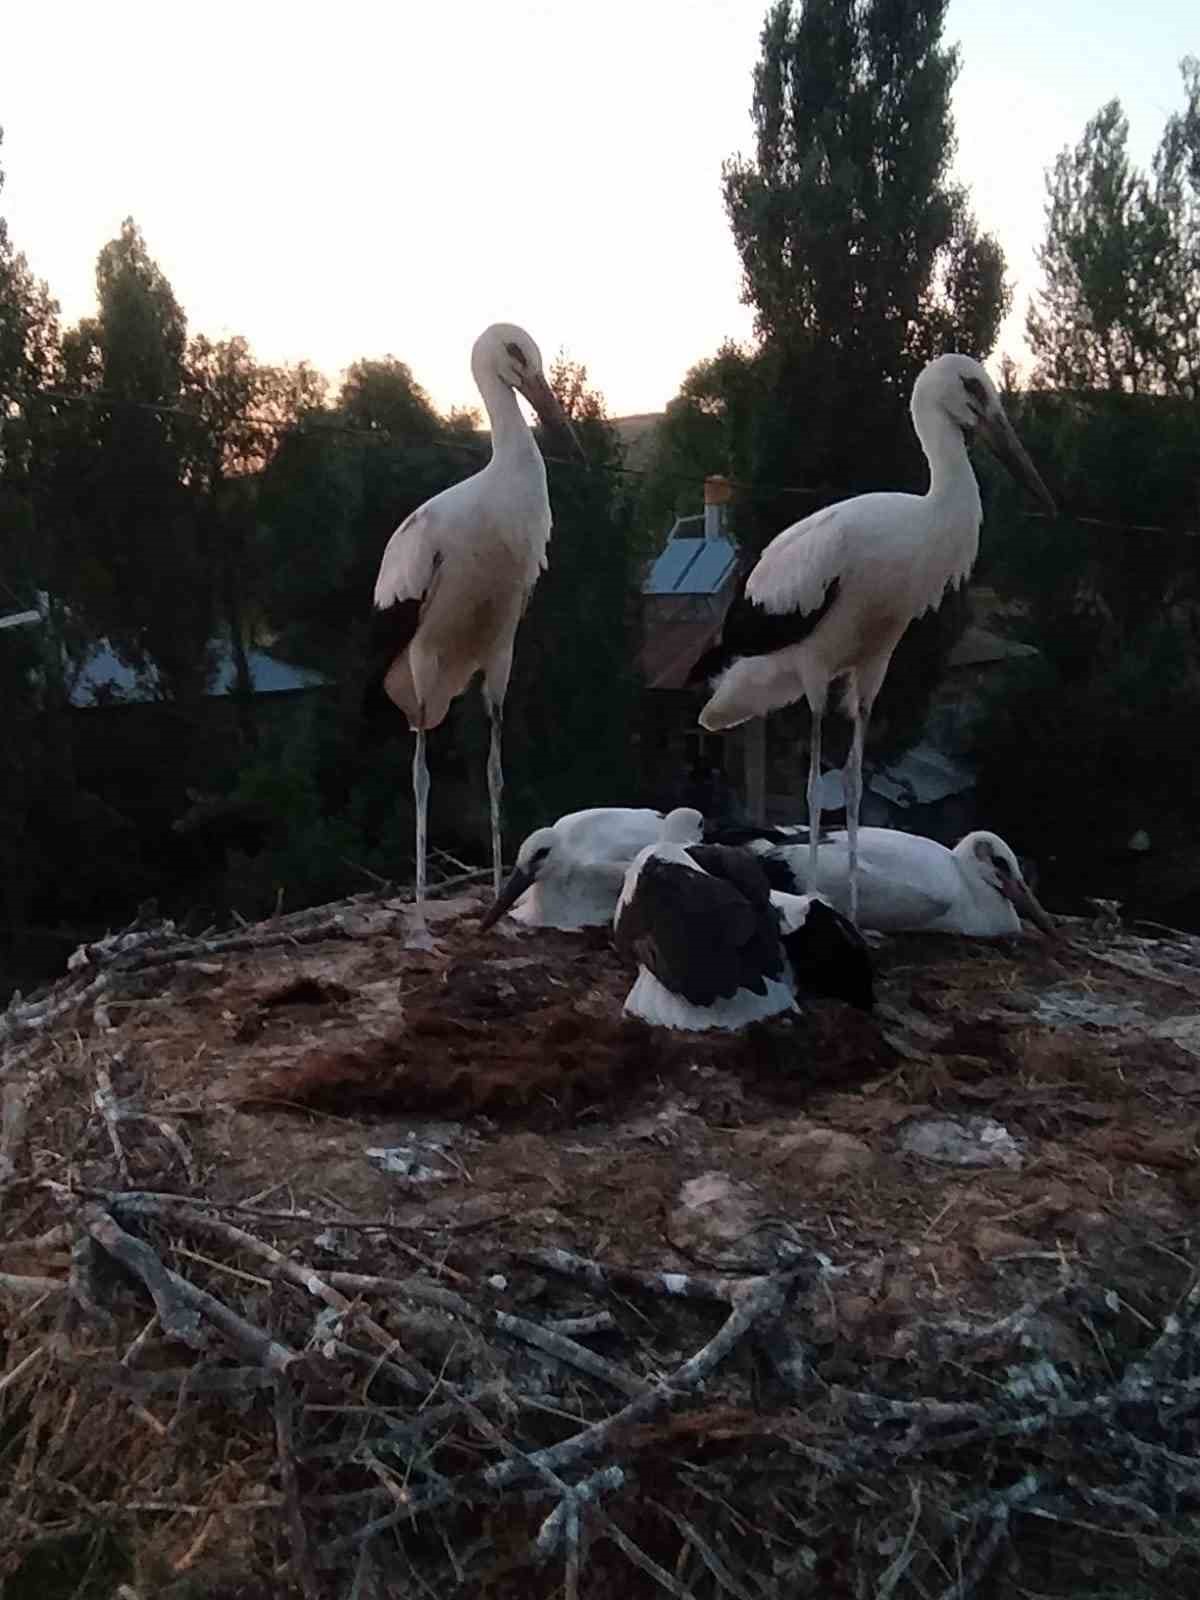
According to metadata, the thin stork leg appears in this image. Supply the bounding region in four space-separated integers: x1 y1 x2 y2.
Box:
805 709 824 895
844 706 870 927
412 727 430 923
485 697 505 897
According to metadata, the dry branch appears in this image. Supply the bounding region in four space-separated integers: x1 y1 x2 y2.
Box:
520 1247 764 1303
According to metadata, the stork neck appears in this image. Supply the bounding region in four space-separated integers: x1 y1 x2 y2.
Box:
917 407 981 515
476 367 537 462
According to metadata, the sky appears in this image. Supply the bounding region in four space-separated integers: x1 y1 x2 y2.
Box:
0 0 1194 419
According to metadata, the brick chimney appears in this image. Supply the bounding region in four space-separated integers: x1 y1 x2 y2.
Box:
703 475 732 542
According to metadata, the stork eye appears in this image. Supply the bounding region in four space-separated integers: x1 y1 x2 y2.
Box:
961 374 988 412
505 342 528 369
992 853 1013 878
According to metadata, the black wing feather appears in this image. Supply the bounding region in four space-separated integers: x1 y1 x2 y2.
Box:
615 856 782 1006
687 573 841 686
361 597 423 721
781 899 875 1012
360 548 443 724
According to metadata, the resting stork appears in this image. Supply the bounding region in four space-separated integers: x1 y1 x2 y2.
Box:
719 825 1055 938
690 354 1055 924
613 809 872 1030
368 323 580 928
480 807 668 931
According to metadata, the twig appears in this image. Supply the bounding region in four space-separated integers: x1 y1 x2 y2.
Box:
520 1247 762 1303
274 1372 320 1600
80 1205 204 1348
112 1199 432 1389
652 1500 758 1600
330 1268 797 1549
0 1345 48 1396
92 1067 132 1187
0 1075 33 1184
0 1270 66 1297
278 1263 647 1398
75 1203 296 1373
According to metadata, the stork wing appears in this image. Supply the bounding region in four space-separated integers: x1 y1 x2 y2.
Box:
746 501 850 618
801 836 954 932
361 506 444 720
615 855 778 1006
687 505 847 684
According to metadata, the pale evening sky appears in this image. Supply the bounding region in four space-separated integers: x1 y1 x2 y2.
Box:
0 1 1194 419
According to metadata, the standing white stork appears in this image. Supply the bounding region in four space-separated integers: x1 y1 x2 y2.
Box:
690 354 1055 924
479 806 669 931
719 824 1055 938
613 809 873 1030
367 323 580 927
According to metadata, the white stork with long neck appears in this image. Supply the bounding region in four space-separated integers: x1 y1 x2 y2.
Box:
691 355 1055 924
719 824 1056 938
368 323 579 928
479 806 669 931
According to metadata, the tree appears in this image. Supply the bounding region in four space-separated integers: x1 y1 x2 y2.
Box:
48 220 213 702
723 0 1008 533
183 335 326 740
638 342 760 539
1028 62 1200 400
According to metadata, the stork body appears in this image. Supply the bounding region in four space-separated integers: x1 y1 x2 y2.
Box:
480 806 667 931
613 810 872 1031
692 354 1055 924
732 825 1054 938
369 324 577 925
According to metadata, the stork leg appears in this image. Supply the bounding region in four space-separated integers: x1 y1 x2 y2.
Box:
412 726 430 923
805 708 824 895
485 696 505 897
844 704 871 928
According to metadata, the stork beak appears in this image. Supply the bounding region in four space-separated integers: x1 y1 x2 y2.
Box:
980 409 1057 517
519 372 587 463
999 874 1057 936
479 863 535 932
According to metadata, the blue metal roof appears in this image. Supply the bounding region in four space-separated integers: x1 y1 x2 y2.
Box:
644 534 739 596
68 641 326 706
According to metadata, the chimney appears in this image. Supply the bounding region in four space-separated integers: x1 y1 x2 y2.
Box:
703 475 732 542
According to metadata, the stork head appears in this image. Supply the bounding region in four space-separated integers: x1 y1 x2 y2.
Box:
478 824 558 931
659 807 705 846
471 323 585 461
913 354 1056 517
958 830 1056 934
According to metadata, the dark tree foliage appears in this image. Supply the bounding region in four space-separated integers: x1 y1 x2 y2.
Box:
723 0 1008 541
499 356 639 833
43 220 214 703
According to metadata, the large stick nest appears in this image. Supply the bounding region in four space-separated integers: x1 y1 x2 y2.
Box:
2 875 1199 1597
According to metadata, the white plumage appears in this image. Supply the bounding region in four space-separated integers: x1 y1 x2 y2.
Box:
479 807 668 931
730 825 1055 937
693 354 1055 924
368 322 579 926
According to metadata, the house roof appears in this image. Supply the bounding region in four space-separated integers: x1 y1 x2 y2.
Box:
68 640 326 707
637 619 728 692
644 529 739 597
947 625 1038 670
0 609 41 632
